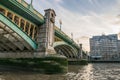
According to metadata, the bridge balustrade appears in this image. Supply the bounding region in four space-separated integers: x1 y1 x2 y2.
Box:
54 26 73 41
16 0 43 20
0 6 37 41
54 26 79 49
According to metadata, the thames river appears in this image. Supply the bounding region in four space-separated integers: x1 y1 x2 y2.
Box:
0 63 120 80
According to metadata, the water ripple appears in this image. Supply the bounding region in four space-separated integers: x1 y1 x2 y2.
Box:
66 63 120 80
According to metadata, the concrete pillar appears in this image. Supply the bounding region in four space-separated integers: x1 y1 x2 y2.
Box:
36 9 56 57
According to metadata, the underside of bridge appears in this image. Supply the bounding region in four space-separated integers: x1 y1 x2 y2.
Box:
54 41 78 58
0 14 37 52
0 0 83 59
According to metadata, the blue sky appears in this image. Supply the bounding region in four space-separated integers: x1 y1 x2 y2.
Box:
26 0 120 51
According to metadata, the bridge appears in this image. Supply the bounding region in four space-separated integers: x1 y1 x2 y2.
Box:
0 0 87 59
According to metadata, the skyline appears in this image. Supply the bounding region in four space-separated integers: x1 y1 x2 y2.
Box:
26 0 120 51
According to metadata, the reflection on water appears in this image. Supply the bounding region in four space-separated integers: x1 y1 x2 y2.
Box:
0 63 120 80
66 64 93 80
67 63 120 80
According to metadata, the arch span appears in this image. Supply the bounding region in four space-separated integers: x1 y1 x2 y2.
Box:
54 41 78 58
0 13 37 51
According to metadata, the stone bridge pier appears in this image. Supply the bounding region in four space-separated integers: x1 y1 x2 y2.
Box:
36 9 56 57
0 8 57 58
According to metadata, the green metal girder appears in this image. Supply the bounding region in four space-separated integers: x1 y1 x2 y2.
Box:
54 41 78 53
54 41 69 47
55 28 87 56
0 14 37 50
55 29 79 50
0 0 44 26
54 42 78 57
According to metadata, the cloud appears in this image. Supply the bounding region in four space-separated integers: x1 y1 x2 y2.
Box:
54 0 63 3
59 10 119 37
88 0 94 4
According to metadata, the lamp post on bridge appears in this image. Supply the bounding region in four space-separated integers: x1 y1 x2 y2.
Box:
28 0 33 9
59 19 62 30
30 0 33 6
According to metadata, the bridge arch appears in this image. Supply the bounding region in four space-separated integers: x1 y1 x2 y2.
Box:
54 41 78 58
0 13 37 51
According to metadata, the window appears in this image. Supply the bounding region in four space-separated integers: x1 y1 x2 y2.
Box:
0 8 5 14
7 12 13 20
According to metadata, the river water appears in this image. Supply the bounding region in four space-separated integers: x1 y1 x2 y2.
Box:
0 63 120 80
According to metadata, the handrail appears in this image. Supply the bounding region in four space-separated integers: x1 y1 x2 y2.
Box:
54 26 73 41
54 26 79 49
16 0 44 20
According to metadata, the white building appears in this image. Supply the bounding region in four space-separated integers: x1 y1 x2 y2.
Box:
90 34 119 60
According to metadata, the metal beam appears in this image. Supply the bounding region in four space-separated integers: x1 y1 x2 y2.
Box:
64 45 77 58
0 35 17 51
62 45 73 58
55 46 70 58
0 45 4 51
0 14 37 50
0 23 25 50
0 42 10 51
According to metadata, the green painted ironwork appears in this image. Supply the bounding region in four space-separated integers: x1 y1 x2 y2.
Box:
0 13 37 50
54 27 87 57
54 41 78 54
0 0 44 26
55 27 79 51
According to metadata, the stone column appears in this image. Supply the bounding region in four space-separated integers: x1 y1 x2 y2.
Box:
36 9 56 57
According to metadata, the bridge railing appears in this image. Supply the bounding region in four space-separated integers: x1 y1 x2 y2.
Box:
54 26 88 55
54 26 73 41
16 0 44 20
54 26 79 49
0 6 37 41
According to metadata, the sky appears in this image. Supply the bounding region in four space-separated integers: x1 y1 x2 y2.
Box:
26 0 120 51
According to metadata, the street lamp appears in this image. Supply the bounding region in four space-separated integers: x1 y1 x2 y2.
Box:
59 19 62 30
30 0 33 6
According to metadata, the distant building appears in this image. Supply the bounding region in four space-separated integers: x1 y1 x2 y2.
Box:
90 34 120 60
